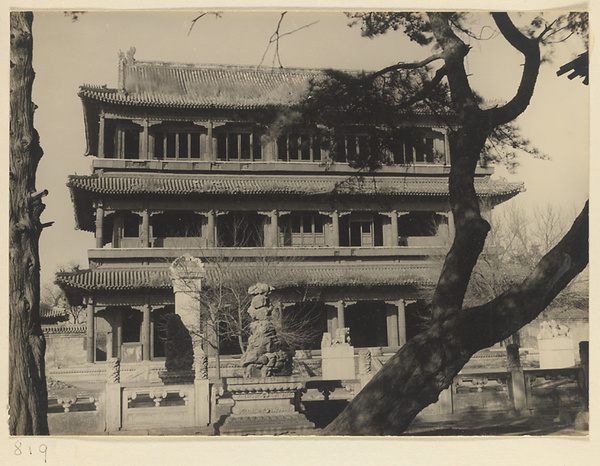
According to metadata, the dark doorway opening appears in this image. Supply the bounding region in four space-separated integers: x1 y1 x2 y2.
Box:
344 301 388 347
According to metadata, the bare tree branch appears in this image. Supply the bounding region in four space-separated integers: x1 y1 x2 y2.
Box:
258 12 319 68
187 11 222 36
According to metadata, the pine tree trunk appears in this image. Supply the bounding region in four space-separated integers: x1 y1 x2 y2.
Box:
9 11 49 436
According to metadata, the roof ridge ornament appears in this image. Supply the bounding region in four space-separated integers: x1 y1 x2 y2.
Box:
118 46 136 92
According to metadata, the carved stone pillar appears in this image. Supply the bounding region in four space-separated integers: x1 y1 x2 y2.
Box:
86 299 95 363
170 255 207 369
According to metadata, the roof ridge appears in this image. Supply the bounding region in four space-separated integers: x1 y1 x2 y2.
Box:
128 60 361 75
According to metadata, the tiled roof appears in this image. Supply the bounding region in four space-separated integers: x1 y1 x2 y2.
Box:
79 63 321 109
79 60 448 113
68 172 522 197
55 263 438 293
68 173 523 231
41 307 68 318
42 324 87 334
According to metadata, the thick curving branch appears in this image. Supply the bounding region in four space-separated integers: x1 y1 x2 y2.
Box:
325 202 588 435
488 12 541 127
369 54 444 79
395 65 447 110
463 201 588 352
428 12 479 115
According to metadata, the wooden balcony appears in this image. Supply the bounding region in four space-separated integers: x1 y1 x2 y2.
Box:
88 245 449 261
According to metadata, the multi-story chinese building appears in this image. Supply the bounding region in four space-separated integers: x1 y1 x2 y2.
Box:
56 51 522 365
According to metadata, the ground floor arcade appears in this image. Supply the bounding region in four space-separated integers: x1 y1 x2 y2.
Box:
82 287 429 364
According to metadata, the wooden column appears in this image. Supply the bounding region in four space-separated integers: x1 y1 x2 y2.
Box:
98 114 105 158
397 300 407 347
86 299 95 363
207 122 214 160
141 209 150 247
386 303 399 347
444 129 450 165
390 211 398 246
141 119 149 159
141 304 151 361
206 210 216 247
269 211 278 247
331 210 340 247
150 312 155 360
336 301 345 330
259 211 278 247
95 203 104 248
106 323 114 360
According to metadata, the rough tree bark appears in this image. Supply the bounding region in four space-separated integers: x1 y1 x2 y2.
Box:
325 12 588 435
9 11 49 435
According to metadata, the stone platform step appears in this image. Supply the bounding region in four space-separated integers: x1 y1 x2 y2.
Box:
218 413 315 436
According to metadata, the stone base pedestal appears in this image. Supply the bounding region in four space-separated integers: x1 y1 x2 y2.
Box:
322 344 355 379
158 370 195 385
538 337 575 369
218 377 314 435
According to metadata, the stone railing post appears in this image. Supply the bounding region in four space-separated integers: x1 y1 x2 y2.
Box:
105 357 122 432
506 343 527 413
358 349 372 389
194 346 210 426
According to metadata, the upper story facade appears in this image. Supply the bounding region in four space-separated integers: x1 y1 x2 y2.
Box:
69 51 522 266
80 51 462 174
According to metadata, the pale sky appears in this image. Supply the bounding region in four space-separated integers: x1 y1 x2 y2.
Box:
29 10 589 285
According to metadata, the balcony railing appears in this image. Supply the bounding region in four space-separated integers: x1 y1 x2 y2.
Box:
89 244 449 261
92 158 495 175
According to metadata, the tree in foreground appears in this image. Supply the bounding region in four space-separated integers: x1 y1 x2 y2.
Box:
9 11 49 435
314 12 589 435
